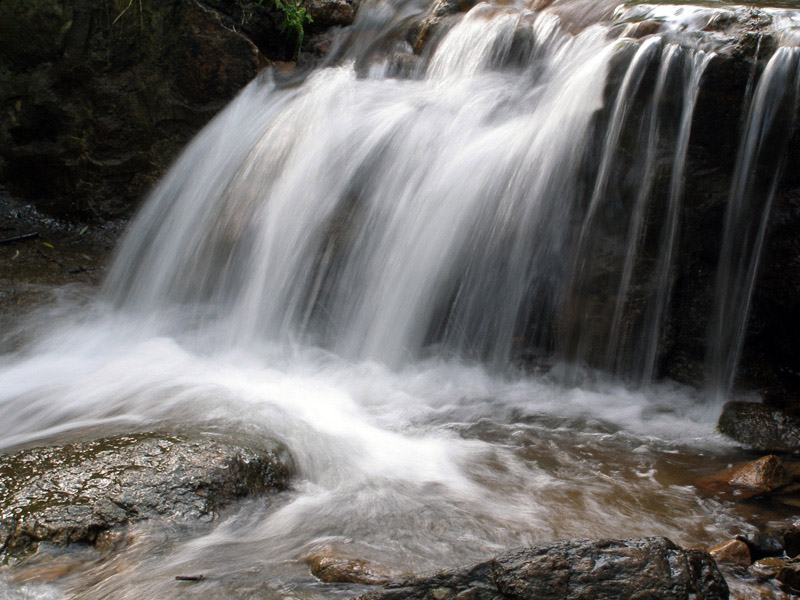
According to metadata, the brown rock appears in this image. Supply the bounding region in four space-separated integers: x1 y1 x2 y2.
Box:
784 521 800 558
709 538 751 566
729 455 791 490
696 455 792 499
627 20 662 38
307 546 391 585
751 557 786 582
776 561 800 593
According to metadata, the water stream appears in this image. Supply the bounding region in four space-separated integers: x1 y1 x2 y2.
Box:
1 0 800 598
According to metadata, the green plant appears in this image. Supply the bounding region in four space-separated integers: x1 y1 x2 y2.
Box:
258 0 313 57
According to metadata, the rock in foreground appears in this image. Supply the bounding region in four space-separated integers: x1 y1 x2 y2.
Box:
0 432 293 562
718 402 800 452
358 537 728 600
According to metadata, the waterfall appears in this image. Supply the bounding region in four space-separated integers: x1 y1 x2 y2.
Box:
639 49 713 383
102 1 800 389
107 7 621 367
5 5 800 597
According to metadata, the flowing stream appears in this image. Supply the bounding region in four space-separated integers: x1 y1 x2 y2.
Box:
1 0 800 598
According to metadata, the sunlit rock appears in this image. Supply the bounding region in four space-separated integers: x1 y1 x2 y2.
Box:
709 538 752 566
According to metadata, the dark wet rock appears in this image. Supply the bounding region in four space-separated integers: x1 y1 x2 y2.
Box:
782 522 800 559
0 432 293 562
718 402 800 452
0 0 359 221
738 532 785 562
709 539 751 567
776 561 800 594
307 546 393 585
751 557 790 582
752 558 800 596
358 537 728 600
305 0 359 30
0 0 262 220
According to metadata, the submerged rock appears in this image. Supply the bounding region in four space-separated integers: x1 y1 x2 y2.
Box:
718 402 800 452
0 432 293 562
357 537 728 600
307 546 393 585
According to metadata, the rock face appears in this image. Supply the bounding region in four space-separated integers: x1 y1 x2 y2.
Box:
0 0 358 221
717 402 800 452
0 432 293 562
358 537 728 600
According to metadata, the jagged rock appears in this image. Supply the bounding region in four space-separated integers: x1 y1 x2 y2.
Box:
357 537 728 600
0 432 293 562
717 402 800 452
709 539 751 566
307 546 392 584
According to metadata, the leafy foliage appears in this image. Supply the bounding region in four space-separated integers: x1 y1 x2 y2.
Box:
258 0 313 57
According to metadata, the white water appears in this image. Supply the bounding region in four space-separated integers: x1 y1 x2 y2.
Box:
0 300 750 599
1 1 799 598
708 45 800 394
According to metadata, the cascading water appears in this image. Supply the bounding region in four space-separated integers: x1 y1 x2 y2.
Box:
707 45 800 395
2 1 800 598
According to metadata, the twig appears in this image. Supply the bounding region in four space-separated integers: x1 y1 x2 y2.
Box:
0 232 39 246
112 0 134 25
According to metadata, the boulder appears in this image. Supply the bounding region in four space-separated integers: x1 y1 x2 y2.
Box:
717 402 800 452
357 537 728 600
0 431 293 562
